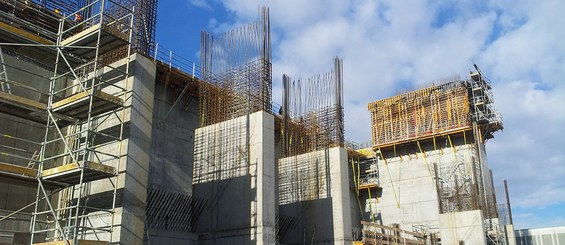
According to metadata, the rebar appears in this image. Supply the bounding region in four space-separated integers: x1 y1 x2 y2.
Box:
198 7 272 127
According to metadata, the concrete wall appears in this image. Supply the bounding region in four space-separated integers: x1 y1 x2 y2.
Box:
375 136 486 228
375 142 443 229
439 210 487 245
143 71 200 244
149 81 198 194
0 52 53 102
278 147 352 244
192 111 276 245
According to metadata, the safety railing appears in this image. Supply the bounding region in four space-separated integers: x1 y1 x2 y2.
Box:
152 43 199 78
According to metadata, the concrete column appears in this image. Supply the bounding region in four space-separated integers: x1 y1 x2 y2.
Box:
192 111 276 244
115 54 156 244
329 147 352 244
506 224 517 245
251 111 276 244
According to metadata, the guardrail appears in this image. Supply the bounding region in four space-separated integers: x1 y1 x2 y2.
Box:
152 43 199 79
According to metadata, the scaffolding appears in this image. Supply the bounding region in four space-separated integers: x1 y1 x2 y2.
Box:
0 0 135 244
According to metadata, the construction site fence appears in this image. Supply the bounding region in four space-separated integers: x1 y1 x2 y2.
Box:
361 221 427 245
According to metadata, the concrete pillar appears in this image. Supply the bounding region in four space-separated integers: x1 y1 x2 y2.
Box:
506 224 517 245
251 111 276 245
192 111 276 244
329 147 353 244
95 54 155 244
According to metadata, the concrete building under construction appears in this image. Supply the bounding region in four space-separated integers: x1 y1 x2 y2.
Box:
0 1 514 245
362 70 510 244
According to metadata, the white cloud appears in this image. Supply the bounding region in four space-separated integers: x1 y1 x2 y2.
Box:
213 0 565 228
188 0 214 10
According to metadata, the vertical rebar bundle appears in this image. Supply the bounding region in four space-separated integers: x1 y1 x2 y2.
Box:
281 57 344 158
199 7 272 127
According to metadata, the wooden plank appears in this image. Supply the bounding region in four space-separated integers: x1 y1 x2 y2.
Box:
361 221 426 238
42 162 114 178
0 91 46 110
0 22 53 45
60 24 101 46
51 91 89 109
358 183 379 190
363 230 425 245
0 162 36 177
52 89 122 114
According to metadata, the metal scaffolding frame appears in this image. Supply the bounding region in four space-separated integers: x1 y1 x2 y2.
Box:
0 0 137 243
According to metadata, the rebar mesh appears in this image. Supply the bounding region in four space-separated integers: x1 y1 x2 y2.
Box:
281 57 344 157
199 7 272 127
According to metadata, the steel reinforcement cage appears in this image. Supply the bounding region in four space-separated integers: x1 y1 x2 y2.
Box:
199 7 272 127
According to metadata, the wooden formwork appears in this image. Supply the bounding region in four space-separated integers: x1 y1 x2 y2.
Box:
368 81 470 149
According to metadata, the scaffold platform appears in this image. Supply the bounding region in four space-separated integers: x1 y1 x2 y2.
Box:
61 23 129 60
34 239 108 245
42 161 115 185
52 89 122 119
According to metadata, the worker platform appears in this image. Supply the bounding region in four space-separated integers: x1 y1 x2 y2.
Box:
358 182 379 191
34 239 108 245
0 90 48 124
0 162 56 189
0 161 115 187
42 161 115 185
51 89 123 119
60 23 129 60
0 161 36 179
0 1 83 66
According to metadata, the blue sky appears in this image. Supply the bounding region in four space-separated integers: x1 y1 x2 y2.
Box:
155 0 565 229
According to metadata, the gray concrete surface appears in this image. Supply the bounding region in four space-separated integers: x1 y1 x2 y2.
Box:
192 111 276 245
439 210 487 245
278 147 353 244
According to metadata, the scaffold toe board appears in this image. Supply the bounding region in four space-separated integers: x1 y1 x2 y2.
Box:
52 89 123 119
60 24 129 60
42 161 115 185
